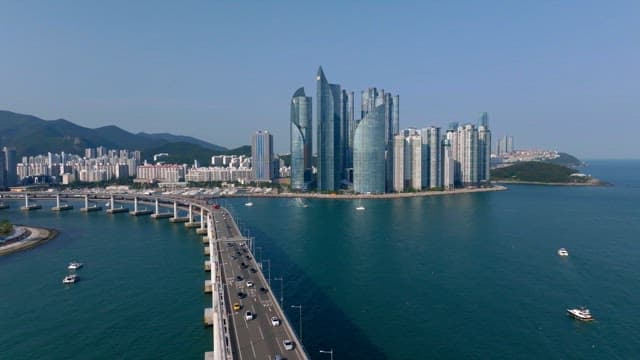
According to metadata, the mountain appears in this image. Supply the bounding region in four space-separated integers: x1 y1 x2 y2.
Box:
0 110 227 158
137 132 226 151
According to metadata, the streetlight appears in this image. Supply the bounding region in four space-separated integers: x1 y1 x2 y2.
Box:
273 276 283 306
290 304 302 342
262 259 271 285
319 349 334 360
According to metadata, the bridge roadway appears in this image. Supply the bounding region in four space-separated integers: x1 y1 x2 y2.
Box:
210 207 308 360
1 191 308 359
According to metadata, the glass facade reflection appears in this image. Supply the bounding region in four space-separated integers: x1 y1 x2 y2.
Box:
353 105 386 194
290 87 312 190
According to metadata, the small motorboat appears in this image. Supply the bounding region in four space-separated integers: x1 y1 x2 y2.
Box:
68 262 83 270
558 248 569 256
62 274 79 284
567 307 593 321
355 206 365 211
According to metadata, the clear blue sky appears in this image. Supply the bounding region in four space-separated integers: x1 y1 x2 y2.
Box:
1 1 638 158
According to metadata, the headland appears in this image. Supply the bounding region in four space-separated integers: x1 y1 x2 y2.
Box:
0 225 58 256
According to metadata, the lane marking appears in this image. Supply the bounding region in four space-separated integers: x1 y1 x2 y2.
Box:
250 340 257 358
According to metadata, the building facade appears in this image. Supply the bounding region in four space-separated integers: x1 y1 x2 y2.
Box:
316 67 343 191
251 130 274 182
352 105 386 194
290 88 312 190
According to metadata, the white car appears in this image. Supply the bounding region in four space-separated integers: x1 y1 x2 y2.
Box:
245 311 254 320
270 316 281 326
283 339 294 351
246 280 254 287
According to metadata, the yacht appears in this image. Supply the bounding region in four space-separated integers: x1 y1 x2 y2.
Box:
62 274 78 284
567 307 594 321
68 262 83 270
355 205 365 211
558 248 569 256
244 201 254 207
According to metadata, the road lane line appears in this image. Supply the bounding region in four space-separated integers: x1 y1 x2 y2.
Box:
258 325 265 340
250 340 257 358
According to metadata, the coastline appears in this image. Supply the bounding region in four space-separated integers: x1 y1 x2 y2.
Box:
493 180 608 187
228 185 507 200
0 225 58 256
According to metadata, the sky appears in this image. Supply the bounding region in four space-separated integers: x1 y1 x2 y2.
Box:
0 1 638 159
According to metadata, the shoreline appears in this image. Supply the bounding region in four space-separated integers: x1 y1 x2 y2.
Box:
0 225 58 256
227 185 507 200
493 180 608 187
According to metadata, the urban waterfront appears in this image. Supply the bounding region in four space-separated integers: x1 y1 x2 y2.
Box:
1 160 639 359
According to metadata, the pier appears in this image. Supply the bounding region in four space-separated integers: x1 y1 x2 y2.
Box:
51 194 74 211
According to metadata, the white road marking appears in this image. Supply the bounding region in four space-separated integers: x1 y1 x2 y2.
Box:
250 340 257 358
258 325 265 340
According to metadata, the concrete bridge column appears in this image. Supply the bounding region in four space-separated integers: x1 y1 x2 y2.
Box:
134 197 139 212
173 202 178 218
84 195 89 209
155 199 159 214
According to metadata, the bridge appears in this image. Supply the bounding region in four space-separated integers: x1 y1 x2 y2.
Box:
0 191 309 360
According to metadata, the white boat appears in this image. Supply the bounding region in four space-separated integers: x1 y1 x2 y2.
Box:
62 274 78 284
567 307 593 321
244 201 253 207
68 262 83 270
558 248 569 256
355 205 365 211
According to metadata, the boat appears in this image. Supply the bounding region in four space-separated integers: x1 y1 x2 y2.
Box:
244 199 253 207
68 262 83 270
558 248 569 256
567 307 594 321
62 274 78 284
355 205 365 211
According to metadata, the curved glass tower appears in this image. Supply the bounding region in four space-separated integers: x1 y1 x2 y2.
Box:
290 87 312 190
316 67 342 192
352 104 386 194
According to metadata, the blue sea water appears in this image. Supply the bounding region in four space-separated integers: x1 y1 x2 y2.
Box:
1 160 639 359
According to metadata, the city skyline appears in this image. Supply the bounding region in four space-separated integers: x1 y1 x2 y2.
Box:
1 2 638 159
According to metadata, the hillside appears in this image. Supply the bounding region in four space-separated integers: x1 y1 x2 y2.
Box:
542 152 583 167
491 162 596 184
0 110 226 156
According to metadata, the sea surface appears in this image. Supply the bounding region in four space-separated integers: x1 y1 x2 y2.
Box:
1 159 639 359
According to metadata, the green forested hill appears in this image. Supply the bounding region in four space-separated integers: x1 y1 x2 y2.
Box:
491 161 591 183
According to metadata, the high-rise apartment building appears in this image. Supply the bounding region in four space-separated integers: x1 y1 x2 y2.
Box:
3 147 17 187
459 124 479 186
251 130 274 182
478 125 491 183
420 127 442 189
392 134 405 192
442 139 455 190
290 87 312 190
353 105 386 194
408 135 422 191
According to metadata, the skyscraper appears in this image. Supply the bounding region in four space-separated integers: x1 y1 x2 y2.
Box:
459 124 478 186
420 127 442 189
352 105 386 194
342 90 355 177
3 147 17 187
316 67 343 191
442 138 455 190
408 135 422 191
478 125 491 183
290 88 312 190
392 134 405 192
251 131 274 182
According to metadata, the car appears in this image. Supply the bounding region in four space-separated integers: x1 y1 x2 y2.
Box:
245 311 254 320
236 275 243 281
274 355 283 360
250 268 257 273
260 287 268 293
237 291 246 299
270 316 280 326
246 280 254 287
283 339 294 350
245 255 251 260
232 303 241 311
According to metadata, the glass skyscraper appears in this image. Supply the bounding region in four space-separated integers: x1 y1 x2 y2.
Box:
251 131 273 182
353 105 386 194
316 67 343 191
290 87 312 190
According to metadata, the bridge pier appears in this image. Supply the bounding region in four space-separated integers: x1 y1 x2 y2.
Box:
170 201 189 222
130 197 152 216
106 195 128 214
52 194 73 211
20 193 41 211
151 198 171 219
80 195 101 212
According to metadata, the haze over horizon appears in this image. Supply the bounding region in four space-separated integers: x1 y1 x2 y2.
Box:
1 1 638 159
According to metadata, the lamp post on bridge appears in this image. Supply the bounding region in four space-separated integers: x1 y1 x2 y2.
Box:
290 304 302 343
319 349 334 360
273 276 283 306
262 258 271 285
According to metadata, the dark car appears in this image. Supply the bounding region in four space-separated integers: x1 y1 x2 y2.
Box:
236 275 243 281
250 268 257 273
260 287 268 293
237 292 246 299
